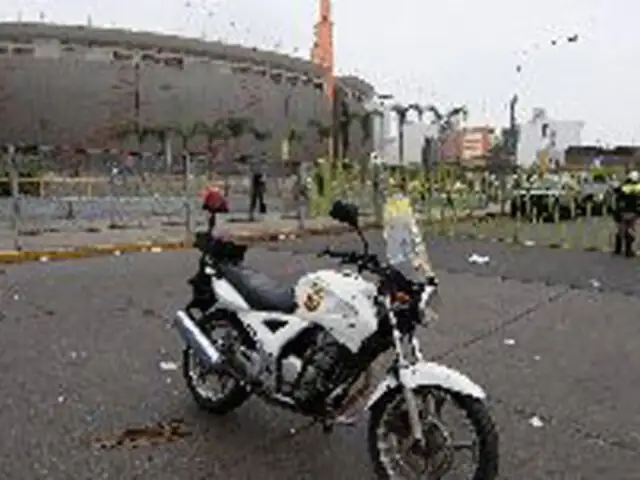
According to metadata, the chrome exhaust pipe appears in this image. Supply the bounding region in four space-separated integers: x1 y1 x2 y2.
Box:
174 310 221 367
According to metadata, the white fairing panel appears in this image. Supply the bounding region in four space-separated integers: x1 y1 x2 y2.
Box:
212 278 250 311
238 311 310 356
366 361 487 409
294 269 378 352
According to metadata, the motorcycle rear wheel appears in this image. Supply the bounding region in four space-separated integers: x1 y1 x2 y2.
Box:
368 386 498 479
182 317 251 414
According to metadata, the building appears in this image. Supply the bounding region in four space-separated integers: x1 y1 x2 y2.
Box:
516 108 584 168
0 22 374 161
565 146 640 170
439 125 495 162
365 99 435 166
460 126 495 160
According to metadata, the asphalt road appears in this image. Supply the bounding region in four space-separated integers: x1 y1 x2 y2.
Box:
1 232 639 479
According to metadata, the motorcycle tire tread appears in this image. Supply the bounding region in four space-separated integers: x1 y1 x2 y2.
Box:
367 386 499 479
182 315 252 415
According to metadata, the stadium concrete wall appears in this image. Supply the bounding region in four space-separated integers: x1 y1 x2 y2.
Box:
0 22 374 162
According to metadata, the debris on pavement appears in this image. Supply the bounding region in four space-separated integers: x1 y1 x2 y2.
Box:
589 279 602 289
39 256 49 262
92 419 191 450
468 253 490 265
523 240 536 247
528 416 544 428
159 361 178 371
113 250 122 256
533 355 541 361
150 247 163 253
503 338 516 346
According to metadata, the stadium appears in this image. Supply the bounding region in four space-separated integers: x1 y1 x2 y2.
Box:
0 22 375 161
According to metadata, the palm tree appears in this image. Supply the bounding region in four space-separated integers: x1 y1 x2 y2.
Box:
224 116 254 157
424 105 468 158
308 118 333 161
337 109 361 163
407 103 426 122
221 116 254 196
251 126 271 143
198 120 230 176
138 124 174 171
174 122 200 154
356 109 385 185
391 104 412 190
110 120 138 147
422 105 467 209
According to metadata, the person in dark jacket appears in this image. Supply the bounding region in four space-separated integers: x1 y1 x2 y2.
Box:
612 170 640 257
248 153 267 220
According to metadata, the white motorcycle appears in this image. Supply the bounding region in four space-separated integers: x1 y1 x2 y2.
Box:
174 198 499 479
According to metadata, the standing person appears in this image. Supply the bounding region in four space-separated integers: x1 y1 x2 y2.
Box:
202 185 229 233
248 151 267 220
612 170 640 257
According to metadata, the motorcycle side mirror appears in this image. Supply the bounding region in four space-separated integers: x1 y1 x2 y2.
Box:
329 200 359 228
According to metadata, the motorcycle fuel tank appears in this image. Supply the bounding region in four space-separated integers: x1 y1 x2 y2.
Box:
294 269 378 352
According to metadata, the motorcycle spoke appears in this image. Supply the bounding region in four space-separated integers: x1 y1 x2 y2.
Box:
377 389 483 479
450 439 475 451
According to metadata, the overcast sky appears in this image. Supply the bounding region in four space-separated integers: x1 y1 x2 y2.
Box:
1 0 636 144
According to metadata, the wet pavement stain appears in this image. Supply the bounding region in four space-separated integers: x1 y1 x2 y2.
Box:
92 418 191 450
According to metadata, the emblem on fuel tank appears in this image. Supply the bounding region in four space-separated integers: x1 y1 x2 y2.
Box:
303 282 324 311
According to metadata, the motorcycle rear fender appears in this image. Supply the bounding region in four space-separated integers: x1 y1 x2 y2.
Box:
365 361 486 410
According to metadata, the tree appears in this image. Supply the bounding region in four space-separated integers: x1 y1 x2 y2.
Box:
251 126 271 143
337 108 360 162
285 127 304 167
425 105 468 149
195 119 229 180
141 124 169 155
308 118 333 159
406 103 423 122
170 122 199 153
221 116 254 196
110 120 138 146
391 104 412 189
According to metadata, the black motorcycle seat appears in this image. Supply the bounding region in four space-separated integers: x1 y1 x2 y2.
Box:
218 265 297 314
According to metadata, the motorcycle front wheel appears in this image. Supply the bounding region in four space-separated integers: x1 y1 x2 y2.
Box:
368 386 498 479
182 317 251 414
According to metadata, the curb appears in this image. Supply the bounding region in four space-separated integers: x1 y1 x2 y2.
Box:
0 211 495 266
0 221 381 265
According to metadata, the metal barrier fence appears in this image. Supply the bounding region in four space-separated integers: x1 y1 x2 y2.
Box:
0 145 312 249
0 145 623 253
307 163 621 252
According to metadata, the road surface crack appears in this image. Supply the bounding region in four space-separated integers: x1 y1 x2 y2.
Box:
431 286 572 362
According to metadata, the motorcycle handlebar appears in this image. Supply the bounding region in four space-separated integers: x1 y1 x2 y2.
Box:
319 248 383 273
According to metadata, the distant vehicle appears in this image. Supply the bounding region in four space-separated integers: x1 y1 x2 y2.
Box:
510 176 580 220
576 176 616 216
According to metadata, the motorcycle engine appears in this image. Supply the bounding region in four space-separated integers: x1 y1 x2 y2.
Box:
280 328 352 412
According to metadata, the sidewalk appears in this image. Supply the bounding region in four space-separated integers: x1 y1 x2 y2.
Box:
0 207 499 264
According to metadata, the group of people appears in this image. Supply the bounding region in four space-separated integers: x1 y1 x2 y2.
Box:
613 170 640 257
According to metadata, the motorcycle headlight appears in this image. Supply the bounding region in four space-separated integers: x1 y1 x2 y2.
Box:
418 285 441 324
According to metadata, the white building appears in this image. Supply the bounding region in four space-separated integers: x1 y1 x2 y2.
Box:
366 98 435 166
516 108 584 167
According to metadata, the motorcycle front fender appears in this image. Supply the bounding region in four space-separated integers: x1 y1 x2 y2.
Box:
365 361 486 410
